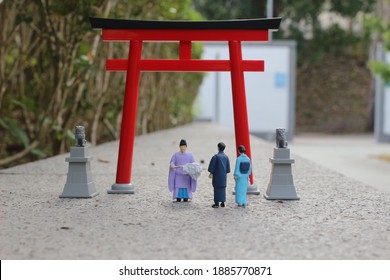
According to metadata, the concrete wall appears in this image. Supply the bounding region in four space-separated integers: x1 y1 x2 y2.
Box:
194 40 296 141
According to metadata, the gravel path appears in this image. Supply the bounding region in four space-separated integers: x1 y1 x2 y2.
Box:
1 122 389 259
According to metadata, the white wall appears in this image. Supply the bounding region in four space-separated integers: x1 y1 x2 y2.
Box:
194 41 296 140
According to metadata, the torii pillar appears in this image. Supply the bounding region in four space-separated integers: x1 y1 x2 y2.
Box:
90 17 281 194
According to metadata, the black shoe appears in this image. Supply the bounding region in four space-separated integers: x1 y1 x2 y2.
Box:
220 202 225 207
176 198 182 202
183 198 189 202
212 204 219 208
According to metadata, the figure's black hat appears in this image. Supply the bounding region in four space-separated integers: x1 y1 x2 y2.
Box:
217 142 226 151
179 139 187 146
238 145 246 153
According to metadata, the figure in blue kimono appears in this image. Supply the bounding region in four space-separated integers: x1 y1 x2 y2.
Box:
168 139 197 202
208 142 230 208
234 145 252 207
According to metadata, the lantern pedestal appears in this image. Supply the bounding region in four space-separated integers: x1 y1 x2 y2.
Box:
60 146 98 198
264 148 299 200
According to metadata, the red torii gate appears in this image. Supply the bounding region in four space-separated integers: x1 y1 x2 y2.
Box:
90 17 281 194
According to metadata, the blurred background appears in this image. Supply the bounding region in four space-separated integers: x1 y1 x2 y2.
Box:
1 0 390 169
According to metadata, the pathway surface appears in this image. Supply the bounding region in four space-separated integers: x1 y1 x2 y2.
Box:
1 123 389 259
290 134 390 193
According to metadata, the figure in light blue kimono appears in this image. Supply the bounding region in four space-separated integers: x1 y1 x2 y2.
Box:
233 145 252 207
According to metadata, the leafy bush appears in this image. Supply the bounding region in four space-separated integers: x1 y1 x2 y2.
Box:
0 0 204 168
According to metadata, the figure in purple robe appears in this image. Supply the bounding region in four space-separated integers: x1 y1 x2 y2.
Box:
208 142 230 208
168 139 197 202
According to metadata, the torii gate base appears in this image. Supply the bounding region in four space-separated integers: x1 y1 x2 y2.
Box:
108 184 134 194
90 17 281 195
233 186 260 196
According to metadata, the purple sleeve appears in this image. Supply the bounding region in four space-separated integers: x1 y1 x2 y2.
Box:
170 153 176 167
190 177 197 193
189 152 197 192
168 153 176 192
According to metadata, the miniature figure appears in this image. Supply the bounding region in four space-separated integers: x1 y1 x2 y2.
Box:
208 142 230 208
75 125 87 147
168 139 197 202
276 128 288 148
233 145 251 207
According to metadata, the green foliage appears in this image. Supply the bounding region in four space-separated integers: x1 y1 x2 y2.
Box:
31 148 47 158
193 0 375 63
0 118 29 148
368 61 390 84
192 0 266 19
0 0 206 168
329 0 375 17
364 15 390 83
282 0 325 28
295 24 370 63
278 0 375 63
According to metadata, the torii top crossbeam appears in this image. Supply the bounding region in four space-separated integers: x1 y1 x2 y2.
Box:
90 17 281 194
